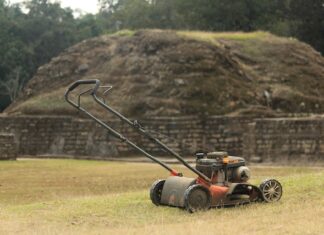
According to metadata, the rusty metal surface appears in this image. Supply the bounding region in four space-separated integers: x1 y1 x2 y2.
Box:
211 183 262 207
160 176 196 208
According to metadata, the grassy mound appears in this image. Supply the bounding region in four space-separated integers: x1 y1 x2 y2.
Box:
6 30 324 117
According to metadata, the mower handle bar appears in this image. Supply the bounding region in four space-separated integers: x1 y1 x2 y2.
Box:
66 79 100 93
65 79 211 183
64 79 181 175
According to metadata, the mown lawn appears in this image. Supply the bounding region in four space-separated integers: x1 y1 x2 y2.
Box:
0 159 323 235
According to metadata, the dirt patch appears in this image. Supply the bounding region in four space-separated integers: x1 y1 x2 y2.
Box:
6 30 324 117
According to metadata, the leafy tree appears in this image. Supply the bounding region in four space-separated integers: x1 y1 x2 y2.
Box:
0 67 25 102
290 0 324 53
21 0 77 65
0 0 96 111
0 1 32 109
98 0 290 32
107 0 153 29
76 14 103 39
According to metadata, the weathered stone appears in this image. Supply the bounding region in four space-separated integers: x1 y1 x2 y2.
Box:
0 115 324 163
0 133 17 160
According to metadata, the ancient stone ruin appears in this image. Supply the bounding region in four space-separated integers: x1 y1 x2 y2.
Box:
0 115 323 164
2 30 324 164
0 133 17 160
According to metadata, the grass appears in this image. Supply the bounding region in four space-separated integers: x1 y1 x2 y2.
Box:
9 87 96 116
0 159 323 234
178 30 271 42
8 87 69 115
112 29 135 37
177 30 292 59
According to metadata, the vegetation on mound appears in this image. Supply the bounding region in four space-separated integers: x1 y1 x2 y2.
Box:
112 29 135 37
6 30 324 117
178 31 272 42
0 159 323 234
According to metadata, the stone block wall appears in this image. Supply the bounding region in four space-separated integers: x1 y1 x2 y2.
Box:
245 118 324 163
205 117 251 156
0 133 17 160
0 115 250 159
0 116 116 157
115 116 205 156
0 115 324 163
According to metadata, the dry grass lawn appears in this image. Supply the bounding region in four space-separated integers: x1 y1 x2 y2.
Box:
0 159 323 235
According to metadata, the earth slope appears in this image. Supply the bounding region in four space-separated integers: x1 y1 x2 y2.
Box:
6 30 324 117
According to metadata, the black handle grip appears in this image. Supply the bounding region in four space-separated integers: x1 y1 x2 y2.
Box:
65 79 101 108
67 79 100 93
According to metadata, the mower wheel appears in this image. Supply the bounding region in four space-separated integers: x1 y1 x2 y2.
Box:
259 179 282 202
184 184 211 213
150 179 165 206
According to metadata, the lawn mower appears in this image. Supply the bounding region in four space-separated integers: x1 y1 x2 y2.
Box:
65 79 283 212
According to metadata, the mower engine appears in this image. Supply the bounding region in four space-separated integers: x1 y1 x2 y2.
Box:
195 151 251 185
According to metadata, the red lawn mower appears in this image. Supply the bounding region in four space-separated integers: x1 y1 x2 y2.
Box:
65 80 283 212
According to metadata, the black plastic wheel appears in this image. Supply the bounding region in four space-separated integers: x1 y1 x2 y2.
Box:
259 179 283 202
184 184 211 213
150 179 165 206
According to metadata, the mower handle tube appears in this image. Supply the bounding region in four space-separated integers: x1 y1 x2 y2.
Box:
65 80 178 175
66 79 101 94
92 88 211 183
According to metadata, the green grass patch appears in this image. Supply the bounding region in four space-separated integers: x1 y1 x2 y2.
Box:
177 30 271 43
10 87 97 115
9 87 70 115
177 30 285 60
112 29 135 37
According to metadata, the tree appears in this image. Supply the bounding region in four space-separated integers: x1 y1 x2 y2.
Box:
76 14 103 40
290 0 324 53
0 67 25 102
108 0 153 29
97 0 290 32
0 1 32 109
21 0 77 66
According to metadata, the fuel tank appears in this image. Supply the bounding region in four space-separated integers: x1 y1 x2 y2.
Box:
160 176 196 207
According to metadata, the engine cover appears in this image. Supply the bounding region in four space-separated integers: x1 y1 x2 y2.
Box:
195 152 247 183
196 157 245 175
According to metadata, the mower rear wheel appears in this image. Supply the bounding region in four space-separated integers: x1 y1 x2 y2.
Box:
184 184 211 213
259 179 282 202
150 179 165 206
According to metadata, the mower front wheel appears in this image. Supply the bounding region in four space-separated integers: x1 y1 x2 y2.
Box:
184 184 211 213
150 179 165 206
